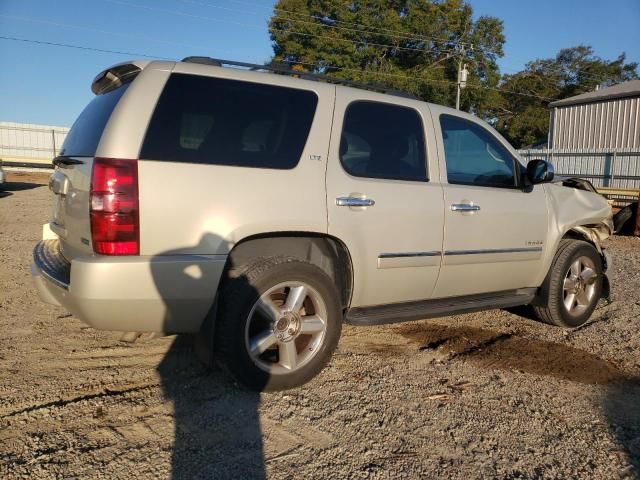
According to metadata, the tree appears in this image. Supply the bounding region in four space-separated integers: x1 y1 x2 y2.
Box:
268 0 505 114
493 46 639 148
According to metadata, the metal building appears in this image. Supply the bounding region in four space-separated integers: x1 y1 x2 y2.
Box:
548 80 640 149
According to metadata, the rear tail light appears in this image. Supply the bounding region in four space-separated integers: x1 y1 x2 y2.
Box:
90 157 139 255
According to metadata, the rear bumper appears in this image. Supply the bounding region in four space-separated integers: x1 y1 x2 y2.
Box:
32 240 227 333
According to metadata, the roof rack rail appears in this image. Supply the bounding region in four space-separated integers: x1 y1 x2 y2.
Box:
181 56 417 100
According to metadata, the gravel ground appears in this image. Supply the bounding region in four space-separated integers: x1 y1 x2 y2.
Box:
1 171 639 479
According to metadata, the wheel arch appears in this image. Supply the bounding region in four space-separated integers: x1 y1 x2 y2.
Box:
226 232 354 310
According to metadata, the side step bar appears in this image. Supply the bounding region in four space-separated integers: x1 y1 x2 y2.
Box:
345 288 537 326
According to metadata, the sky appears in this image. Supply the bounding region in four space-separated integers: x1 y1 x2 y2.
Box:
0 0 638 127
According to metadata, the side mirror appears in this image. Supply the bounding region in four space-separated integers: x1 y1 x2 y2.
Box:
526 159 554 184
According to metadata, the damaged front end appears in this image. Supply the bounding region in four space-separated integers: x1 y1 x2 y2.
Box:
546 177 614 301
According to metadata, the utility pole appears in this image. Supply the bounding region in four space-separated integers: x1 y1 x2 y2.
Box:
455 45 470 110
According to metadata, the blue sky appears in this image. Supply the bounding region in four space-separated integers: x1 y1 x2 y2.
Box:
0 0 638 127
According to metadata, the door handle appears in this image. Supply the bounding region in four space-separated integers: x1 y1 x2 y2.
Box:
451 203 480 212
336 197 375 207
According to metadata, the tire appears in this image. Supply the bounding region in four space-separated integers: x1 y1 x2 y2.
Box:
214 256 343 391
533 239 603 328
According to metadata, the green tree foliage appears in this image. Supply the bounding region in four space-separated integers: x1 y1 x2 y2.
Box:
268 0 505 114
494 46 639 148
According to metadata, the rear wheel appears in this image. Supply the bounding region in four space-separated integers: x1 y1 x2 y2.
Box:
533 239 602 328
215 256 342 391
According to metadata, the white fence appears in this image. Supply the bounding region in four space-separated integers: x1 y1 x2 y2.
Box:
1 122 639 190
518 148 640 190
0 122 69 165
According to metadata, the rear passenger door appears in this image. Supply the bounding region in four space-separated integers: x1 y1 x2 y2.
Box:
326 91 444 308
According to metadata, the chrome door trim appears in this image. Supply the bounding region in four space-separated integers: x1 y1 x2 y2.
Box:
444 247 543 256
377 251 441 269
442 247 544 266
379 251 441 258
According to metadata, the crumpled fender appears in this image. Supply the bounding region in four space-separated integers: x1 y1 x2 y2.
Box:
535 183 613 286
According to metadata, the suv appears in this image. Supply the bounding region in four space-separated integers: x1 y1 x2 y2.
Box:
32 58 613 391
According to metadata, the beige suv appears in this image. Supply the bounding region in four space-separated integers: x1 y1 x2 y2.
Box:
32 58 613 391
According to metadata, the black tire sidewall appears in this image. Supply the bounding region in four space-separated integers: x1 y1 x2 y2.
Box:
216 258 343 391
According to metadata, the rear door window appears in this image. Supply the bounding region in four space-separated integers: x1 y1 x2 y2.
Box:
60 83 130 157
339 101 427 182
140 74 318 169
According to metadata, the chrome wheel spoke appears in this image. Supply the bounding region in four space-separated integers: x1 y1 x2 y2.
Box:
300 315 325 334
575 289 590 307
250 330 277 355
564 276 577 292
564 293 576 311
284 285 307 313
570 260 582 277
256 297 281 321
580 267 597 285
279 341 298 370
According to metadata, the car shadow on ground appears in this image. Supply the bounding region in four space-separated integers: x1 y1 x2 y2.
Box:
152 233 267 479
157 337 266 479
1 181 47 192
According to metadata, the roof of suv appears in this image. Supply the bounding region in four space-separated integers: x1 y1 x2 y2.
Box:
93 58 498 140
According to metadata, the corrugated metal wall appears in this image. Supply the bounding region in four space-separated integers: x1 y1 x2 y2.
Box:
0 122 69 163
519 148 640 190
550 96 640 149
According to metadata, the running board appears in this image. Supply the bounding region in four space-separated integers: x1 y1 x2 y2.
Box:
345 288 537 326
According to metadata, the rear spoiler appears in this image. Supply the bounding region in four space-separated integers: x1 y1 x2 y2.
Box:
91 61 148 95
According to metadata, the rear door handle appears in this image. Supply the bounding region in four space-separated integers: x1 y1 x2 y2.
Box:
451 203 480 212
336 197 375 207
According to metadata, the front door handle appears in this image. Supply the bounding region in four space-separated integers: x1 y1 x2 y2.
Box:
451 203 480 212
336 197 375 207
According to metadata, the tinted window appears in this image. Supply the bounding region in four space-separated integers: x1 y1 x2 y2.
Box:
61 83 130 157
440 115 517 188
141 74 318 169
340 101 427 182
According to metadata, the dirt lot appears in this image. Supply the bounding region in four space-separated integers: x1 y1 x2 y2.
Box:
1 171 639 479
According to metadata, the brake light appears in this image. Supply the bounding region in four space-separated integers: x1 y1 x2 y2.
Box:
90 158 139 255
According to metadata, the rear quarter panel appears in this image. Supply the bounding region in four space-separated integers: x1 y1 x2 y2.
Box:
136 66 336 256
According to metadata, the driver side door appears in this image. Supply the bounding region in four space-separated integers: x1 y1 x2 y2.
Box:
432 111 549 298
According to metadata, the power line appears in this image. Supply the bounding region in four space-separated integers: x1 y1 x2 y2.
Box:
179 0 473 48
474 46 622 84
0 35 553 101
0 14 229 53
0 35 168 59
105 0 459 56
274 57 554 101
197 0 475 47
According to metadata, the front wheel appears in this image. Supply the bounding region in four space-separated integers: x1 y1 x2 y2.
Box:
215 256 342 391
533 239 603 328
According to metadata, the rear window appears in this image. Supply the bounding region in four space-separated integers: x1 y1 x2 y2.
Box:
60 83 130 157
339 101 427 182
140 74 318 169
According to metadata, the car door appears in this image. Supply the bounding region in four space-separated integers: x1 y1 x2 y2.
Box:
326 90 444 308
431 109 549 298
